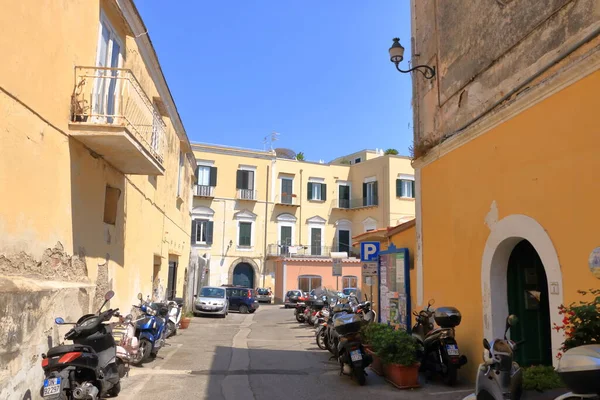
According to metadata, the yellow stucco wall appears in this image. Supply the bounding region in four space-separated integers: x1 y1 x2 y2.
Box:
419 70 600 380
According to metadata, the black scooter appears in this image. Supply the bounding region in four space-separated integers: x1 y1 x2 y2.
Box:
40 291 121 399
412 299 468 386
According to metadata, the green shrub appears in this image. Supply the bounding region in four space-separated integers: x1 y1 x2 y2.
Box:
373 326 418 366
522 365 564 391
360 323 389 346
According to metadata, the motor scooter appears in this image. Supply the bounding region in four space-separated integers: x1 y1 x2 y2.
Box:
110 313 139 378
412 299 468 385
166 297 183 338
40 291 121 399
131 293 168 365
464 315 600 400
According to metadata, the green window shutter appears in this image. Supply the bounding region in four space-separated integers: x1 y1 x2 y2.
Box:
239 222 252 246
362 183 367 206
396 179 402 197
209 167 218 187
206 221 214 244
191 220 197 244
307 182 313 200
321 184 327 201
411 180 415 198
194 166 199 185
236 170 243 189
372 181 379 205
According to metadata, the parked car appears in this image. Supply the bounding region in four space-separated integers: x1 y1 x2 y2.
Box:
194 286 228 318
222 285 259 314
284 290 303 308
255 288 273 303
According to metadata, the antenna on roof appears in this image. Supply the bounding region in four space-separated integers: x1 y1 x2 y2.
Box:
263 131 280 151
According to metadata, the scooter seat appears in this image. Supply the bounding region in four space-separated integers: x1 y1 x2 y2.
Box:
47 344 95 358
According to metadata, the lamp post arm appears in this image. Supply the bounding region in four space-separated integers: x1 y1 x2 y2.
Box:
395 63 436 79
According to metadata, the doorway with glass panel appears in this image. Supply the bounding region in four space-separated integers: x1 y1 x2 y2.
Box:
93 15 123 124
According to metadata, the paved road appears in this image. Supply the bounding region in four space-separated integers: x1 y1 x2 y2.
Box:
119 304 477 399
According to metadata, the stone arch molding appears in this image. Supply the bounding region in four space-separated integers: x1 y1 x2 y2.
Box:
277 213 297 223
481 214 564 366
228 257 260 286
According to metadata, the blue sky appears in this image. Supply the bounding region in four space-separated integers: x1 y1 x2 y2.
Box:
136 1 413 161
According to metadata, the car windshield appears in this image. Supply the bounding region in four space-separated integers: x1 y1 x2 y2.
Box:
257 289 269 295
200 287 225 298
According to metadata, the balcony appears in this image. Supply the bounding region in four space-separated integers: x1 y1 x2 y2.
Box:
332 196 379 210
275 194 300 207
69 66 165 175
236 189 257 201
267 244 360 258
195 185 215 198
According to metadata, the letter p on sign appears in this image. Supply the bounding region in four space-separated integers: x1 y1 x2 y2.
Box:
360 242 380 262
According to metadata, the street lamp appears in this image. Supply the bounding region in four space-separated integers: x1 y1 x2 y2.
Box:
389 38 436 80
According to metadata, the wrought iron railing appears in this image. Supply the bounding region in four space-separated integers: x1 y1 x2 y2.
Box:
70 66 165 163
237 189 257 200
276 194 299 205
195 185 215 197
267 244 360 258
332 196 379 209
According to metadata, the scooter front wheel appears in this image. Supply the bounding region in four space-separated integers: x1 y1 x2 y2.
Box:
132 339 152 365
166 321 176 338
316 328 327 350
353 366 367 386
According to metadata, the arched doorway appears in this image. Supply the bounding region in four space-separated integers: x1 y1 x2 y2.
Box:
233 263 254 288
507 240 552 366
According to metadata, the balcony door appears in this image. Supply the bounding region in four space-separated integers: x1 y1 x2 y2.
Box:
338 185 350 208
310 227 322 256
280 226 292 255
94 15 123 123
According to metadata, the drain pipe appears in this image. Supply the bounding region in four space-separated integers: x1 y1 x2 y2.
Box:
299 169 303 245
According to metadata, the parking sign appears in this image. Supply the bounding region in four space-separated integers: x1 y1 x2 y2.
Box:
360 242 380 262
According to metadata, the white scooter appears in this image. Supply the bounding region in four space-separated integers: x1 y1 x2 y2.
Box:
464 315 600 400
166 298 183 338
111 313 139 378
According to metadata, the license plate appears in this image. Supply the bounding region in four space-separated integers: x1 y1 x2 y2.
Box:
43 377 61 396
350 350 363 362
446 344 459 356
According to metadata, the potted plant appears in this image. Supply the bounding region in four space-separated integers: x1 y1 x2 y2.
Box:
377 328 420 389
179 310 194 329
553 288 600 358
361 323 391 376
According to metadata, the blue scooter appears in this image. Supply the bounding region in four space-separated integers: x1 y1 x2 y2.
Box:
131 293 168 365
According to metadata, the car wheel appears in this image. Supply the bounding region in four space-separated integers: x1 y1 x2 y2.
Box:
239 305 249 314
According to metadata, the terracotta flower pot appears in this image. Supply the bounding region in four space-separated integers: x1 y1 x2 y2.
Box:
383 362 420 389
366 348 383 376
179 317 192 329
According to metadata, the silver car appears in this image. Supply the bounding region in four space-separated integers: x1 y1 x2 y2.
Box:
194 286 228 318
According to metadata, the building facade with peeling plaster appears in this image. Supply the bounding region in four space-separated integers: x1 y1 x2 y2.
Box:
190 144 415 300
409 0 600 382
0 0 194 397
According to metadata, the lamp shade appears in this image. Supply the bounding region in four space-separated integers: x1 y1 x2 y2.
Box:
389 38 404 63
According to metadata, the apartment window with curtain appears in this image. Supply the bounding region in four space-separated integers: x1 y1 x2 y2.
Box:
396 178 415 198
307 182 327 201
298 275 322 292
196 165 217 196
192 219 214 245
236 169 255 199
362 181 378 206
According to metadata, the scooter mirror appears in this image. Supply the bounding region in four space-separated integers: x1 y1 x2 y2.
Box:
55 317 65 325
507 314 519 327
137 293 143 301
428 298 435 306
483 338 490 350
104 290 115 301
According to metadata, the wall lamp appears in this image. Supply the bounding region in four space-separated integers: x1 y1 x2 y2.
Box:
389 38 436 80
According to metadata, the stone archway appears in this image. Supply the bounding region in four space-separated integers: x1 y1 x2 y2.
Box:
481 214 564 366
228 258 260 288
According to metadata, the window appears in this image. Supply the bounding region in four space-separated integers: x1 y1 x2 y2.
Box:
396 178 415 198
281 178 293 203
103 186 121 225
200 287 225 298
338 184 350 208
192 219 214 245
338 230 350 253
310 227 322 256
298 275 322 292
94 15 123 122
238 222 252 247
236 169 255 199
342 276 358 289
363 181 378 206
308 182 327 201
197 166 217 187
354 158 361 164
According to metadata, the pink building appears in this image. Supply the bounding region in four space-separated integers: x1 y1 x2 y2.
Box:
274 257 362 303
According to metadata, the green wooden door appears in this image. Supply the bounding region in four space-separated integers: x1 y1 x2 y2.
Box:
507 240 552 366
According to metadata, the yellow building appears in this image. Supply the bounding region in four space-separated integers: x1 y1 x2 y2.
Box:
0 1 194 396
190 144 415 301
409 0 600 381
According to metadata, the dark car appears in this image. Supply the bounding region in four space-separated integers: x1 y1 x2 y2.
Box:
284 290 303 308
222 285 259 314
